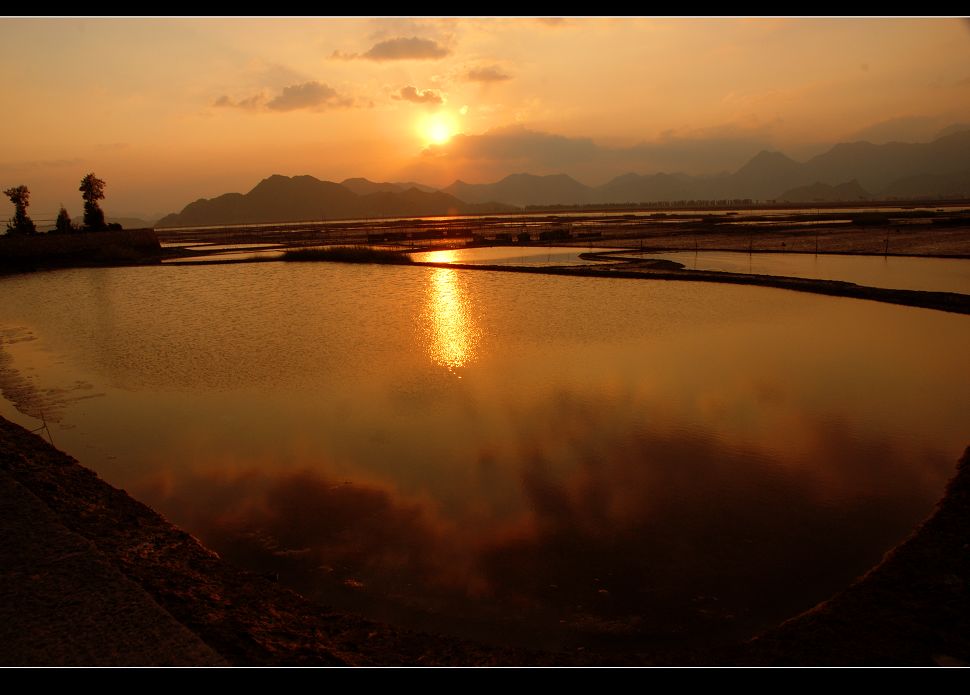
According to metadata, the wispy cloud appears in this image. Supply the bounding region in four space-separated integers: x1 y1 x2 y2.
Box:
466 66 512 83
333 36 450 61
213 93 266 111
393 86 443 105
213 82 353 113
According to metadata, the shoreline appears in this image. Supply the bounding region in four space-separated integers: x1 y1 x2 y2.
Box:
1 415 968 666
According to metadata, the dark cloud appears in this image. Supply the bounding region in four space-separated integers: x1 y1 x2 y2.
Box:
411 124 779 183
267 81 344 111
466 66 512 83
849 115 948 144
393 85 444 105
429 125 601 167
214 82 352 113
362 36 450 61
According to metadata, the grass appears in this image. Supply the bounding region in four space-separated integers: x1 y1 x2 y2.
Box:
282 245 414 264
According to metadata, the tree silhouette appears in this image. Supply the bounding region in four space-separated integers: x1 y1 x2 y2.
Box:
55 205 74 234
4 185 37 235
79 173 106 231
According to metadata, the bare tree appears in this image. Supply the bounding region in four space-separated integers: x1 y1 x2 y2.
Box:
4 185 37 235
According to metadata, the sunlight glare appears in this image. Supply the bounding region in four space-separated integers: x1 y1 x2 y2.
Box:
420 113 457 147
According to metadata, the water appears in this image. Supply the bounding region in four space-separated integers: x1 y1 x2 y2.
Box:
0 262 967 650
634 251 970 295
412 246 616 267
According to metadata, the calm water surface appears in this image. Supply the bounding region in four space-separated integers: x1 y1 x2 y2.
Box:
637 250 970 295
412 246 615 267
0 262 967 650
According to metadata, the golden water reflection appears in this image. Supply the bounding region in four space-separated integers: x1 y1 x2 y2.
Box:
424 261 481 371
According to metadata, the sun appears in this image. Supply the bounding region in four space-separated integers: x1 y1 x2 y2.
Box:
429 119 451 145
420 113 457 147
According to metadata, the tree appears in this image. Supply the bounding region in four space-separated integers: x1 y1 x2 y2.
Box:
79 173 106 231
4 185 37 235
55 205 74 234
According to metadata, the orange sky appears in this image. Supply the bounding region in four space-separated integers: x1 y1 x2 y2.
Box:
1 17 968 219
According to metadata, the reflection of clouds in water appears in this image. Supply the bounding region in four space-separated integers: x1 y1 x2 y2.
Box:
479 397 953 641
136 465 480 603
132 398 955 645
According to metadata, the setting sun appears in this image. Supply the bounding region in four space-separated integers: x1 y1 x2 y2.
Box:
420 113 457 147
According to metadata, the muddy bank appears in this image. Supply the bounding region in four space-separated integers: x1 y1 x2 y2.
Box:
1 416 968 665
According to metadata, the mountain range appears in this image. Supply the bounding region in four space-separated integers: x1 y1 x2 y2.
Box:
156 130 970 227
156 176 512 227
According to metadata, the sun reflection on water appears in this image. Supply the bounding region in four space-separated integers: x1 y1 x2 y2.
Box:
424 262 481 372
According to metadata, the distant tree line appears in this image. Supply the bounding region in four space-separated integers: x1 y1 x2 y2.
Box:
3 173 120 235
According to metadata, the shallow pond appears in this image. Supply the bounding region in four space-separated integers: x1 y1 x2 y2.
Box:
635 250 970 295
0 262 967 650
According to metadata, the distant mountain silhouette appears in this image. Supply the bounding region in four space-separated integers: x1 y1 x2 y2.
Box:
437 131 970 206
444 173 594 207
933 123 970 140
339 178 404 195
778 180 870 203
157 133 970 227
156 175 511 227
596 172 697 204
339 178 440 196
881 170 970 199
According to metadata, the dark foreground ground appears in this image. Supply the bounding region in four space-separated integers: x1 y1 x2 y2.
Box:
1 416 967 666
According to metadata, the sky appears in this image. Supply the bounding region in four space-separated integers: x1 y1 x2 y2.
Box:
1 17 968 219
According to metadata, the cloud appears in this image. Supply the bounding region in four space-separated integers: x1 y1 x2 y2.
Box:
429 125 600 167
333 36 450 61
213 93 266 110
401 123 782 186
466 66 512 83
393 85 443 105
848 114 951 144
267 81 344 111
213 82 352 113
429 124 772 172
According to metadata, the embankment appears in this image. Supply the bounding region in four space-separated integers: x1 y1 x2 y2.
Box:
0 229 161 270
